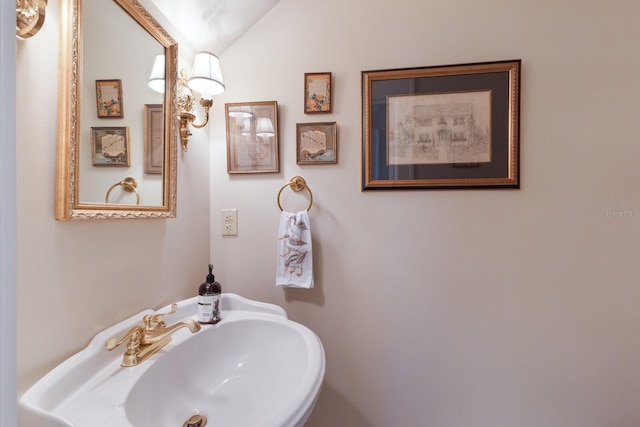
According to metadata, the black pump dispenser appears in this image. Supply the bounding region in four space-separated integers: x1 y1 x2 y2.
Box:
197 264 222 324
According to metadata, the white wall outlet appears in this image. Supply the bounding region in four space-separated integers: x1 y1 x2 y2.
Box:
221 209 238 236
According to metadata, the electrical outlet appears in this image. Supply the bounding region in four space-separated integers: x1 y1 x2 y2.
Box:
221 209 238 236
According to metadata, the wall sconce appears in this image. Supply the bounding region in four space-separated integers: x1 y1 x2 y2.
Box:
179 52 225 152
148 52 225 152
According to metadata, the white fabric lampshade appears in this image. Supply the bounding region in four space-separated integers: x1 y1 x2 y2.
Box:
187 52 225 98
148 54 165 94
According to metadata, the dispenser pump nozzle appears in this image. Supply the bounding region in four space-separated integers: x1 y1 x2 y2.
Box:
206 264 215 284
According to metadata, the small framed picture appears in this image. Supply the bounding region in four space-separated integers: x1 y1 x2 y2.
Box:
91 126 130 166
144 104 163 174
304 72 332 113
95 79 123 118
296 122 337 165
225 101 280 174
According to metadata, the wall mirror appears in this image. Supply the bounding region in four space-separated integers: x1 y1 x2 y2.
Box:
55 0 178 220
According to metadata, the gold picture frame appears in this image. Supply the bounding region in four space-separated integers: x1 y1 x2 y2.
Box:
362 60 520 190
144 104 163 174
95 79 124 118
304 72 332 113
296 122 337 165
225 101 280 174
91 127 130 166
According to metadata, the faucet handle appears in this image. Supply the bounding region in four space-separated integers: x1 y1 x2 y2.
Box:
105 326 144 351
143 303 178 329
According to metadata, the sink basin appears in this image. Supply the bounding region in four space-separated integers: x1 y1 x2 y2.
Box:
19 294 325 427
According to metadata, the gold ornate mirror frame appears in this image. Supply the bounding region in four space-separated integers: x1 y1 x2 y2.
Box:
55 0 178 220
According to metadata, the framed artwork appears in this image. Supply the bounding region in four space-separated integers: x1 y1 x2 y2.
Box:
362 60 520 190
91 127 130 166
144 104 163 174
225 101 279 174
304 72 332 113
296 122 337 165
95 79 124 118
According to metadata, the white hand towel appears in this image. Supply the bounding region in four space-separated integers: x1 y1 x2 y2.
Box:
276 210 314 288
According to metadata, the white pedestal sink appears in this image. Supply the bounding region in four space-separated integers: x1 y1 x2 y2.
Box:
19 294 325 427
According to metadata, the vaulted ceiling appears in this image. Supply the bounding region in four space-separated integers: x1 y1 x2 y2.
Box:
151 0 281 54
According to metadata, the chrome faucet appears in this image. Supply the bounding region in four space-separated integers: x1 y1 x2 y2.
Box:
105 303 201 367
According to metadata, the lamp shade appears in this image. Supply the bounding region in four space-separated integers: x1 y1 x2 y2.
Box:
187 52 225 97
256 117 275 137
148 54 165 94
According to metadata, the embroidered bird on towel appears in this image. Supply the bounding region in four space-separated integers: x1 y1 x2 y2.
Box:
276 210 314 287
279 214 308 276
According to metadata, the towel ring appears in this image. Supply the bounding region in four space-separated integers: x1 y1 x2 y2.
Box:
105 177 140 205
277 176 313 212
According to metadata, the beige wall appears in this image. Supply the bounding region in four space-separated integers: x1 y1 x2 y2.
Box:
210 0 640 426
16 1 210 394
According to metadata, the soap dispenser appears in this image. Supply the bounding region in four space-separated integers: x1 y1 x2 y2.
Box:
197 264 222 324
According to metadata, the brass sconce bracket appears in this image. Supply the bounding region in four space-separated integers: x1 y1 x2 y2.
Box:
190 98 213 129
179 98 213 152
16 0 47 38
178 112 195 152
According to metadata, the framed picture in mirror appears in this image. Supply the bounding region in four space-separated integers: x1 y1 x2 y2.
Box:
91 127 130 166
225 101 279 174
95 79 124 118
144 104 163 174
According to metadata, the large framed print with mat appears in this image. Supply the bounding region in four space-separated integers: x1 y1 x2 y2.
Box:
362 60 520 190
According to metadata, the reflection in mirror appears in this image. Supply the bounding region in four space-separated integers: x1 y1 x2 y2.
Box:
82 1 162 205
225 101 280 174
55 0 177 220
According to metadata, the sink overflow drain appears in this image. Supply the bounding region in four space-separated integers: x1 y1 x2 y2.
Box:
183 414 207 427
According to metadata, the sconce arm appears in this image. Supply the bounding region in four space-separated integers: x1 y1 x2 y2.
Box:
178 97 214 152
189 98 213 129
